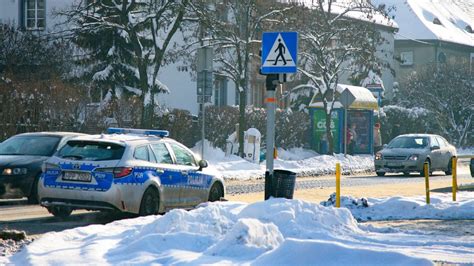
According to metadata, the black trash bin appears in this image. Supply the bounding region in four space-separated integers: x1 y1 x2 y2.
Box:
272 169 296 199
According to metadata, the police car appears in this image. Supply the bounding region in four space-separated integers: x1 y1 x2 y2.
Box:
38 128 225 218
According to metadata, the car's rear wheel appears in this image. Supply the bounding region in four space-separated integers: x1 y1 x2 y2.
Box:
139 187 160 216
420 160 431 177
376 171 385 177
48 206 72 218
208 183 223 202
444 157 453 175
403 172 410 176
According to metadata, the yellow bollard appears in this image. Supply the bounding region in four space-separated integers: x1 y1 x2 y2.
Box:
424 162 430 204
452 156 457 201
336 163 341 208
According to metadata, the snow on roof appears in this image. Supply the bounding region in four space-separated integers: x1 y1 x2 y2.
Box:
309 84 379 110
375 0 474 46
280 0 398 29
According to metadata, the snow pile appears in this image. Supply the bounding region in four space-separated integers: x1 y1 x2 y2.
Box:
276 147 319 161
321 192 474 221
192 141 374 180
10 198 466 265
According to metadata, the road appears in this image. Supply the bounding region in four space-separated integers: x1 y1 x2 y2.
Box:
0 166 472 239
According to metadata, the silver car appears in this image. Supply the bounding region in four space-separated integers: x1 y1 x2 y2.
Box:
374 134 456 177
38 128 225 218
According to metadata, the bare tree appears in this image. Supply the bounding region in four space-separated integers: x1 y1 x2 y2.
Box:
193 0 294 157
296 1 391 153
399 63 473 146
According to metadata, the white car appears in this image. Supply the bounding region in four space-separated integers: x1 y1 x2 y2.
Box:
38 128 224 218
374 134 456 177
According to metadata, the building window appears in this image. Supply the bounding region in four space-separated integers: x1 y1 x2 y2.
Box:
399 51 413 66
25 0 46 30
214 77 228 106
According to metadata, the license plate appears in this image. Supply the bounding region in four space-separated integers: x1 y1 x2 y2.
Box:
63 171 92 182
387 162 402 167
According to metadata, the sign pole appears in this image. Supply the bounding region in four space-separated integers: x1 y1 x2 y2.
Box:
260 32 298 200
201 99 205 159
344 107 347 156
264 75 277 200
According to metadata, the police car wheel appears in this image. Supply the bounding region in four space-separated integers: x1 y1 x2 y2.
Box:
48 206 72 218
139 187 160 216
208 183 223 202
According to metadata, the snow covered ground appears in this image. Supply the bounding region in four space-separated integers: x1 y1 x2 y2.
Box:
3 193 473 265
192 141 374 180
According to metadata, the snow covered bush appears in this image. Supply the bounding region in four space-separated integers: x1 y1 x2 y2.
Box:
155 109 199 148
204 106 310 150
395 63 473 146
379 105 436 144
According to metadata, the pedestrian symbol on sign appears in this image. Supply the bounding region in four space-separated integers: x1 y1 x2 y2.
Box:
273 39 286 65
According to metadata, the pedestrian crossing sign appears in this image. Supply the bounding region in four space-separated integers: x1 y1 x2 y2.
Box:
261 32 298 74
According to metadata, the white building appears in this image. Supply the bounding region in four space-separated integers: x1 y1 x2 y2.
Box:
0 0 238 115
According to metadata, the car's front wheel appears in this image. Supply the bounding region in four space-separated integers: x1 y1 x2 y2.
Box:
139 187 160 216
376 171 385 177
208 183 224 202
27 174 40 204
444 157 453 175
48 206 72 218
420 160 431 177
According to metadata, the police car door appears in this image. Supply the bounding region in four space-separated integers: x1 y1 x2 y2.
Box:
169 143 208 207
149 142 182 208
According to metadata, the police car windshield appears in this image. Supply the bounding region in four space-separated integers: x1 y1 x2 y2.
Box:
58 140 125 161
0 136 60 156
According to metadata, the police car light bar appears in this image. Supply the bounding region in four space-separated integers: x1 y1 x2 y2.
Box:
107 128 169 137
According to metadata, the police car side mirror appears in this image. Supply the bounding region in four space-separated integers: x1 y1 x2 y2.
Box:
198 160 208 171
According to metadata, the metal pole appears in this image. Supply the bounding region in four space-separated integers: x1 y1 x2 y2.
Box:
266 89 276 175
201 100 205 159
336 162 341 208
424 162 430 204
344 108 347 156
452 156 457 201
264 74 277 200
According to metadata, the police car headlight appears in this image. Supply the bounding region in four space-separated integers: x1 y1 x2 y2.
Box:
375 153 382 160
408 154 419 161
2 167 28 175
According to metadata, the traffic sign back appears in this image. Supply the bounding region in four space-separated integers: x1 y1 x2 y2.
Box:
261 32 298 74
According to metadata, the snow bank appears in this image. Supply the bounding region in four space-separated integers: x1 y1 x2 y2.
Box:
321 192 474 221
192 141 374 180
7 195 474 265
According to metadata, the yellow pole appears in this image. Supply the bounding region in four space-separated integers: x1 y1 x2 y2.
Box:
424 162 430 204
452 156 457 201
336 163 341 208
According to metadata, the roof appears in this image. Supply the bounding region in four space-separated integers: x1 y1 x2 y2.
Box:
374 0 474 47
281 0 398 29
15 132 86 137
309 84 379 110
69 134 171 146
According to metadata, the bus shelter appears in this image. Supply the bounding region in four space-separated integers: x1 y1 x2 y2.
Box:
308 84 379 155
